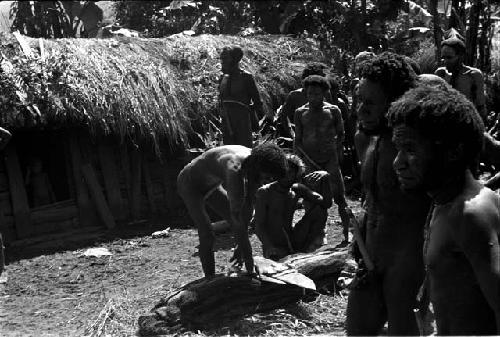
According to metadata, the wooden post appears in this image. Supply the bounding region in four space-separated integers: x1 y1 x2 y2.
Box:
81 163 116 229
130 147 142 220
4 145 31 238
142 159 156 215
98 142 125 220
69 136 97 228
120 145 132 218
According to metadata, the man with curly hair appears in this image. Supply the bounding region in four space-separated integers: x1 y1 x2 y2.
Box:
346 52 431 335
177 143 288 278
389 85 500 335
435 37 486 120
276 62 330 139
254 154 333 260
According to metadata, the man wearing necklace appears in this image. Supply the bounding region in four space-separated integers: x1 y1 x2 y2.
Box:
389 85 500 335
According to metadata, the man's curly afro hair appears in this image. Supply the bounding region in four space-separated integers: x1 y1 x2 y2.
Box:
359 51 417 103
388 85 485 170
301 62 328 79
303 75 330 92
242 142 288 181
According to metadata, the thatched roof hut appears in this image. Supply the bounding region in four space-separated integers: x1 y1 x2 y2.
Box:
0 33 325 156
0 33 326 245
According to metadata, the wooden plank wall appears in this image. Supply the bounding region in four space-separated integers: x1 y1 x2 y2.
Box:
1 132 188 243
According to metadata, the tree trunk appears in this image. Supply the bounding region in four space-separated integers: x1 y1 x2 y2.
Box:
430 0 443 62
138 249 350 334
466 0 482 66
478 1 492 72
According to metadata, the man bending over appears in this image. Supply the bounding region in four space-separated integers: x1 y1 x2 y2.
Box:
177 143 288 278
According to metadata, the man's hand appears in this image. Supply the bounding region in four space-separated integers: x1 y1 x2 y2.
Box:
305 171 328 183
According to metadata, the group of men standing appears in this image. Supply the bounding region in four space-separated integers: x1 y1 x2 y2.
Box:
177 39 500 335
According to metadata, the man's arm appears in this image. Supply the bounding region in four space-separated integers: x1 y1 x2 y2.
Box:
472 70 486 120
483 132 500 167
254 188 272 248
485 171 500 190
226 168 254 274
459 208 500 332
332 105 345 161
293 108 304 154
246 74 268 119
0 127 12 151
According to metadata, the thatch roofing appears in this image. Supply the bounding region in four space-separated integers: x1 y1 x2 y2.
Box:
0 33 325 155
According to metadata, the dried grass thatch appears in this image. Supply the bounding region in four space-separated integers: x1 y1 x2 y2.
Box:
0 33 325 156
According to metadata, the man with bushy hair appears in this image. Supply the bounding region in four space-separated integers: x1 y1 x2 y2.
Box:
177 143 288 278
389 85 500 335
346 52 430 335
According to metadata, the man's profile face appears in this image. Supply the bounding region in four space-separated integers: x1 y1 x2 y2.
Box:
357 78 388 130
441 46 460 71
392 125 435 190
305 86 326 107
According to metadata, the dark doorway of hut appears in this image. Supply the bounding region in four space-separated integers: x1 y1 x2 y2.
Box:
4 130 79 241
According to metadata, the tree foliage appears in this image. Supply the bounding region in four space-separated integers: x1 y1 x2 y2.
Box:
9 1 103 38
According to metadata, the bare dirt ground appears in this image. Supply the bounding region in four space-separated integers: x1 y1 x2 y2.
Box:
0 198 362 337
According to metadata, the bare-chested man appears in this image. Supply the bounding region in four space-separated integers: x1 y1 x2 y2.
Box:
254 154 332 260
435 37 486 120
294 75 350 243
277 63 329 139
177 143 288 278
389 85 500 335
219 46 266 147
346 52 430 335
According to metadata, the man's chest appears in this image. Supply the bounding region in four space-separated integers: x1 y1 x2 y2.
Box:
426 209 464 271
302 111 335 132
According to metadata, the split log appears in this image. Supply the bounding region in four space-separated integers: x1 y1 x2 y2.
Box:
280 246 355 291
137 249 354 335
138 257 315 334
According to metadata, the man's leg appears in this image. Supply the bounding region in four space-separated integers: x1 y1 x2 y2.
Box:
384 256 424 336
178 174 216 277
346 275 387 335
325 160 350 242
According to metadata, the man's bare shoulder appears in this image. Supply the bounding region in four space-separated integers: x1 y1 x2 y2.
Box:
295 103 309 116
456 186 500 234
193 145 250 170
323 102 342 115
463 66 483 77
435 67 447 77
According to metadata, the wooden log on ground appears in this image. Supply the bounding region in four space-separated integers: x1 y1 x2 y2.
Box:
138 257 315 334
280 246 354 291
